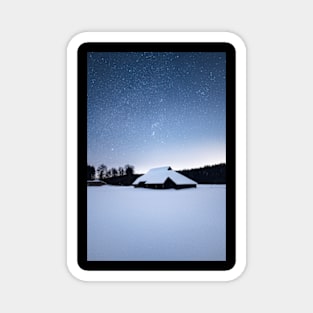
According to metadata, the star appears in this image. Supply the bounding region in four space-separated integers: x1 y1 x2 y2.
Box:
87 51 226 172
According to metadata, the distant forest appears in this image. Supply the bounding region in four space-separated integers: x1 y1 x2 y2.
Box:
87 163 226 185
178 164 226 184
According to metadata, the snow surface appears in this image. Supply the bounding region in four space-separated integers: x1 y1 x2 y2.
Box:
87 185 226 261
133 166 197 185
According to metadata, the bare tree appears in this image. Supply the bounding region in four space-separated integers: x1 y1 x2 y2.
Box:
118 166 124 176
125 164 134 176
112 168 118 177
97 164 107 180
107 168 112 178
87 164 96 180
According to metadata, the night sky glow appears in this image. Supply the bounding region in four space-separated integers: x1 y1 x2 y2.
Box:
87 52 226 174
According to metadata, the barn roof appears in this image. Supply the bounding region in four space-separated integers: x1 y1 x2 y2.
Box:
133 166 197 186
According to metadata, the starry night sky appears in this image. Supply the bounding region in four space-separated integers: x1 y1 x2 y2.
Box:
87 51 226 174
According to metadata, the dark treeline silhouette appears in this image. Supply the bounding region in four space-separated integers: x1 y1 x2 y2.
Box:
88 163 226 185
87 163 138 186
105 164 138 186
178 163 226 184
87 165 96 180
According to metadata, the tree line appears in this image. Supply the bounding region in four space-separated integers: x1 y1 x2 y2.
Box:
178 163 226 184
87 163 226 184
87 164 134 181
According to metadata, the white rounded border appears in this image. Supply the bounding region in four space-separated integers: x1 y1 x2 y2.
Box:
67 32 246 281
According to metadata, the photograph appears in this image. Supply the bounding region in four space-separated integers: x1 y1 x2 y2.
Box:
86 50 227 262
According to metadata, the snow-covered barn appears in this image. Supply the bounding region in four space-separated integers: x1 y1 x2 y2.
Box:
132 166 197 189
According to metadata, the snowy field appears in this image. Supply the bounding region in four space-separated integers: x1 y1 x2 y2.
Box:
87 185 226 261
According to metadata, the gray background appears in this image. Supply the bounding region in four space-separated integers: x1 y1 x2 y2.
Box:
0 0 312 312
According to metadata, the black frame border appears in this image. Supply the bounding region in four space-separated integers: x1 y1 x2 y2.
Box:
77 42 236 271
